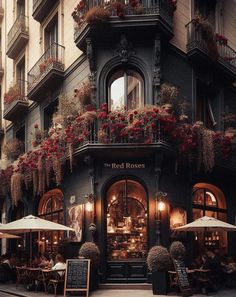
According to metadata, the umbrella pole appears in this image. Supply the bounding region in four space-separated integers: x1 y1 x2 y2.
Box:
30 230 32 267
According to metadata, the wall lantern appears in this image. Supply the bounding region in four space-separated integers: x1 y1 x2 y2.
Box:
85 194 94 212
155 191 167 245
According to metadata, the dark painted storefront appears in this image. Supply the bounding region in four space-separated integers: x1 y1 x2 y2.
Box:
6 1 236 284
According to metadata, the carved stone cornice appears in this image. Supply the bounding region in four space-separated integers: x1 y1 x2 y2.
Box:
115 34 135 64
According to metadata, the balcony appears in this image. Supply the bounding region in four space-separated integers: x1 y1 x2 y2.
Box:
0 0 4 22
73 0 174 51
32 0 59 22
3 81 29 122
186 20 236 79
27 43 65 101
6 15 29 60
67 118 175 160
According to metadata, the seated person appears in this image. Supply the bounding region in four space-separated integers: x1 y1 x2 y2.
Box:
52 254 66 277
0 254 14 282
52 254 66 271
222 257 236 274
39 254 51 268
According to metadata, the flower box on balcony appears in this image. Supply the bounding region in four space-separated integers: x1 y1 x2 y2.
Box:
38 57 64 74
4 85 24 107
3 84 29 121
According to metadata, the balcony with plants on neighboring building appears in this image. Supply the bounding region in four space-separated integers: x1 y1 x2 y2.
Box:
3 81 29 121
186 18 236 79
6 15 29 59
72 0 177 50
27 42 65 101
0 0 4 22
32 0 59 22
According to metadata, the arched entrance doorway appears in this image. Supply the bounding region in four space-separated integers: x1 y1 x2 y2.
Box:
192 183 227 255
38 189 64 255
106 178 148 282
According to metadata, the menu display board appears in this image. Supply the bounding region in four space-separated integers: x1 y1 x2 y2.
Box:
64 259 90 297
173 258 192 297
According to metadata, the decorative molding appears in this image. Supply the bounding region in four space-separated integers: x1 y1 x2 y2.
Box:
115 34 135 64
153 34 161 105
86 37 95 72
86 37 97 105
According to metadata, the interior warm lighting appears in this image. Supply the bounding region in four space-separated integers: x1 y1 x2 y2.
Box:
86 201 93 212
157 200 165 212
206 191 217 204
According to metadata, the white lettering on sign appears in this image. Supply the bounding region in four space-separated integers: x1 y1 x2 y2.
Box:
104 162 145 169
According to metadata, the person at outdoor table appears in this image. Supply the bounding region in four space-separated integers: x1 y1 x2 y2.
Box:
39 254 51 268
0 254 14 282
32 254 41 267
51 254 66 271
206 250 223 291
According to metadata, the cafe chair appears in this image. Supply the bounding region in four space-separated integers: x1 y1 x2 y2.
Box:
16 266 28 288
168 270 178 290
47 269 66 297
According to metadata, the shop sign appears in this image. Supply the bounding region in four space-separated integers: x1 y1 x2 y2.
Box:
104 162 145 169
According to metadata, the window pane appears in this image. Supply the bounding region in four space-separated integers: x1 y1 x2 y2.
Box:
127 75 143 109
107 180 147 260
205 191 217 207
193 189 204 205
110 77 124 111
109 70 144 111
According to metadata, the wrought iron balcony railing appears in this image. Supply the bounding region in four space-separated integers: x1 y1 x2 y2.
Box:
68 119 172 154
186 19 236 76
27 43 65 96
6 15 29 59
74 0 174 47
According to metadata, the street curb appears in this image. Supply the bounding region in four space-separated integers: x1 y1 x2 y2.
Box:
0 289 27 297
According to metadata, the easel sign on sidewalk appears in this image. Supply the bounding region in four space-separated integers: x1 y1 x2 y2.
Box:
172 258 193 297
64 259 90 297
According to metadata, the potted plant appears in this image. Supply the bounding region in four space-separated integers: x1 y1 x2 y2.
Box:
74 80 92 107
223 112 236 147
169 241 186 260
3 138 24 161
79 242 100 291
160 83 179 114
147 245 172 295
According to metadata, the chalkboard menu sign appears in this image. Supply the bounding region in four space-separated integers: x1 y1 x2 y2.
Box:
173 258 192 297
64 259 90 297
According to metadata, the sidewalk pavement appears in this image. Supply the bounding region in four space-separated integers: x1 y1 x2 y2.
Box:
1 284 236 297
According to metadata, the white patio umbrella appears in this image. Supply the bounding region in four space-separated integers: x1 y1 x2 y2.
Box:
0 232 21 239
0 215 75 266
174 216 236 232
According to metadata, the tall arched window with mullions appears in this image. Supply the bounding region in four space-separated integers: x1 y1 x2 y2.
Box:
108 70 144 111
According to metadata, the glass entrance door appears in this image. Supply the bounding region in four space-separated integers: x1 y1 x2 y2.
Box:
106 179 148 282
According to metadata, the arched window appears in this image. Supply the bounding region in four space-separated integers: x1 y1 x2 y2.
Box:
106 179 148 260
192 183 227 255
38 189 64 254
108 70 144 111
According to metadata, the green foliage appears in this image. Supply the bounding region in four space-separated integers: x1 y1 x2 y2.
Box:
169 241 186 260
147 245 171 272
79 242 100 267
